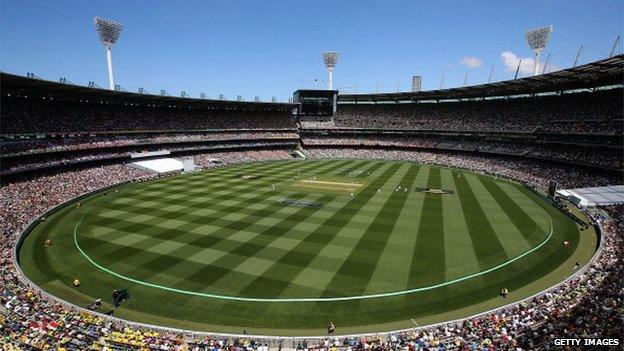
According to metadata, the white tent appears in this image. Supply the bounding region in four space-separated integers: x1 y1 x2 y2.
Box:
557 185 624 208
132 158 184 173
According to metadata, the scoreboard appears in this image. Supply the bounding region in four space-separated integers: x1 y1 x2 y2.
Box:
293 89 338 118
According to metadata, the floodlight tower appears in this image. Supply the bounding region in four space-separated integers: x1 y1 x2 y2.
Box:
322 52 340 90
94 17 123 90
525 25 553 76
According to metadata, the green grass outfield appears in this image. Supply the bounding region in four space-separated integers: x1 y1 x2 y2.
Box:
18 159 596 335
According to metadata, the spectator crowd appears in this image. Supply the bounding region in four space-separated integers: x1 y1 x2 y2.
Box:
1 95 296 134
333 89 622 135
302 135 622 170
1 142 297 175
3 87 622 178
2 132 299 156
1 148 622 350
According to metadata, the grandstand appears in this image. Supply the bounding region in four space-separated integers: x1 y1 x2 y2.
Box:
1 7 623 350
3 56 622 182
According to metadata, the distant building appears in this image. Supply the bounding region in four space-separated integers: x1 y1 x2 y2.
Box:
412 75 422 92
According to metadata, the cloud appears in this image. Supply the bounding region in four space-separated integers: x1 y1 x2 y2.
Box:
501 51 535 75
459 56 483 68
501 51 561 76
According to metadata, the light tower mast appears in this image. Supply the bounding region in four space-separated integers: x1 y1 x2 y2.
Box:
94 17 124 90
322 52 340 90
525 25 553 76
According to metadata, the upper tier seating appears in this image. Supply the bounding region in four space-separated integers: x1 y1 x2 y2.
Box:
334 89 623 134
1 96 296 133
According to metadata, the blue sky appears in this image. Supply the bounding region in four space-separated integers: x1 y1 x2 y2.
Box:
1 0 622 101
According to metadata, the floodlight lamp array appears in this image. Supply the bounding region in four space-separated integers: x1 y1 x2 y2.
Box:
323 52 340 69
94 17 123 47
525 25 553 52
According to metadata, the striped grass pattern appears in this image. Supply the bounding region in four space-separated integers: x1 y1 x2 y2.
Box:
20 159 583 334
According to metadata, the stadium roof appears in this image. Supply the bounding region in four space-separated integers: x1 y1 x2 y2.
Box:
0 73 293 110
1 55 622 107
339 54 624 102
